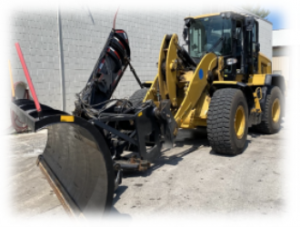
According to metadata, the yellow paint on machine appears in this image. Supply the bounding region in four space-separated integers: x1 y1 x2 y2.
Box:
175 52 217 126
157 35 168 100
248 74 266 85
185 13 220 20
165 34 179 107
60 115 74 122
143 76 158 103
141 29 275 131
213 81 238 85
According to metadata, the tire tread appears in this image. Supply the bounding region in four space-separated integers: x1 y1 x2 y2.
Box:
207 88 246 155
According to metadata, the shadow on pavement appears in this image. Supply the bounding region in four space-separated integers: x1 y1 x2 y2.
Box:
113 185 128 205
121 128 210 178
108 186 131 219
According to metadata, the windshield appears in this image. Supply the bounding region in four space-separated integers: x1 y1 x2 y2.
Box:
189 15 232 59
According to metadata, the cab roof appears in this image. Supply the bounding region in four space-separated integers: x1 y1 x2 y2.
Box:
184 11 251 21
184 11 271 24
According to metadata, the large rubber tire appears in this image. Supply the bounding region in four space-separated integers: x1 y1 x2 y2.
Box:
254 86 283 134
207 88 248 155
128 88 148 107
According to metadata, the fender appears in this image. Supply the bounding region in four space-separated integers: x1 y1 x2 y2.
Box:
265 74 285 95
212 81 254 106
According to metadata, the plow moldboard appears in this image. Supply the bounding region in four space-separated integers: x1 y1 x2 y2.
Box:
38 123 114 218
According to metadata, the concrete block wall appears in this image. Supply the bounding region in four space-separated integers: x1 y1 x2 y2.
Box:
9 4 271 113
59 6 215 112
9 10 62 110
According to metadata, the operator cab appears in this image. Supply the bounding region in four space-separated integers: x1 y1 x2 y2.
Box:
183 12 260 82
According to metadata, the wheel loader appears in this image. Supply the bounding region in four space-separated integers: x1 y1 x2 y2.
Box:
139 11 285 154
10 11 284 217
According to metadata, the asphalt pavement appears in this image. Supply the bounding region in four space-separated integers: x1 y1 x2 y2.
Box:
6 123 286 219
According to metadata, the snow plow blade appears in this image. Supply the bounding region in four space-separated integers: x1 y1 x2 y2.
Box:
11 99 114 217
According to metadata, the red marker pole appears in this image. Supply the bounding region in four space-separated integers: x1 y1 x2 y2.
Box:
15 43 42 113
112 7 119 30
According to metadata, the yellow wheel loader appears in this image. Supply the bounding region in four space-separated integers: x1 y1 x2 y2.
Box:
139 11 285 155
11 11 284 217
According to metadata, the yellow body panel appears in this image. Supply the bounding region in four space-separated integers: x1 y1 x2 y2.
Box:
246 53 272 86
258 52 272 74
248 74 266 85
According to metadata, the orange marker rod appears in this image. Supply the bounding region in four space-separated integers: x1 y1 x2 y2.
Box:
15 43 42 112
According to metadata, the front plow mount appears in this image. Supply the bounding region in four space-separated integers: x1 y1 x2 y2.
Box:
10 13 177 217
11 96 176 217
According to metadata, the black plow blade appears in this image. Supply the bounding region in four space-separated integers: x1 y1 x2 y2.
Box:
39 123 114 217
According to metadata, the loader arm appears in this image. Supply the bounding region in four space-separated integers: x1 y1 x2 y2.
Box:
173 52 217 125
144 34 218 127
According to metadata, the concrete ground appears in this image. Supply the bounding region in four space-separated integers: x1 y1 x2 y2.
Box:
6 123 286 219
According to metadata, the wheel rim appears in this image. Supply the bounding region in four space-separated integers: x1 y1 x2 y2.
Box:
272 98 281 123
234 105 246 139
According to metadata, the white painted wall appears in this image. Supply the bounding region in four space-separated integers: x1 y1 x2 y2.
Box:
9 6 272 113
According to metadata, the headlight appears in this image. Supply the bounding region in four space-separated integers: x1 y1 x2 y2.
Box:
226 58 237 65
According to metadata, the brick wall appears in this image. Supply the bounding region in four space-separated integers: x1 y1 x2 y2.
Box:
9 5 272 113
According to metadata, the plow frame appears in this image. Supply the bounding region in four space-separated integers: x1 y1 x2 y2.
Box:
10 97 173 216
11 98 164 161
